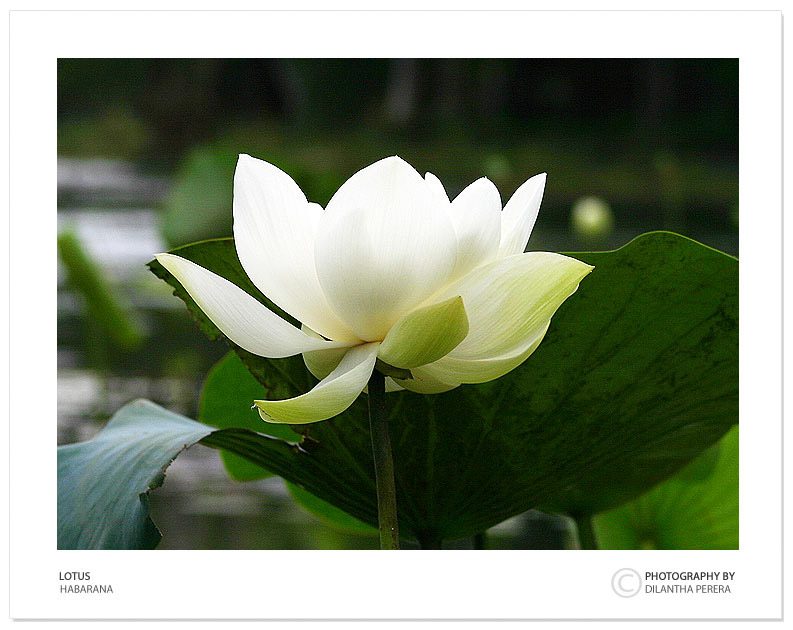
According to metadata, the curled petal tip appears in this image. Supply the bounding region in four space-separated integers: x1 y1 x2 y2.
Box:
252 343 379 424
253 401 274 422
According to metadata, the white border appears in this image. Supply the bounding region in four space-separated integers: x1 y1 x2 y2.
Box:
9 9 782 621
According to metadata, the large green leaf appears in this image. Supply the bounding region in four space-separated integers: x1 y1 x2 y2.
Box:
58 398 322 549
58 230 144 350
147 238 307 389
200 350 378 532
58 400 214 549
286 482 377 535
152 231 738 545
593 425 738 549
199 351 301 481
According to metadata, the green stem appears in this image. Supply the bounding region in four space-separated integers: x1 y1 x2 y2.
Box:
367 370 400 550
574 514 598 550
473 532 487 550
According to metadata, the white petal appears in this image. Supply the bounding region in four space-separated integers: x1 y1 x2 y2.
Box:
447 177 501 279
233 154 358 342
155 253 353 358
255 342 379 424
315 156 458 341
434 252 593 360
498 173 546 256
417 321 550 384
424 171 450 203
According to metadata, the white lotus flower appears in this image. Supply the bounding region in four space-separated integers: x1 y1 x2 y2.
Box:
156 155 593 424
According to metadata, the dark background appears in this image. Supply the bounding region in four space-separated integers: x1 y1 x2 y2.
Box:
58 58 738 251
57 58 738 549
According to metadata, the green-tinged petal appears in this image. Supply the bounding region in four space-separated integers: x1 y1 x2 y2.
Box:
302 347 347 381
419 321 550 384
378 296 469 369
255 342 379 424
384 378 404 393
154 253 354 358
435 252 593 360
393 366 460 394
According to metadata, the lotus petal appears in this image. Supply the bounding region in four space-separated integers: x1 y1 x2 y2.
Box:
233 154 358 341
155 253 353 358
315 156 458 341
255 343 380 424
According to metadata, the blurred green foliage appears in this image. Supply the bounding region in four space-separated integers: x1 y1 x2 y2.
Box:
57 230 144 350
58 104 153 160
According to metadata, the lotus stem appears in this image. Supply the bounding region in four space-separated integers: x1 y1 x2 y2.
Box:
367 370 400 550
